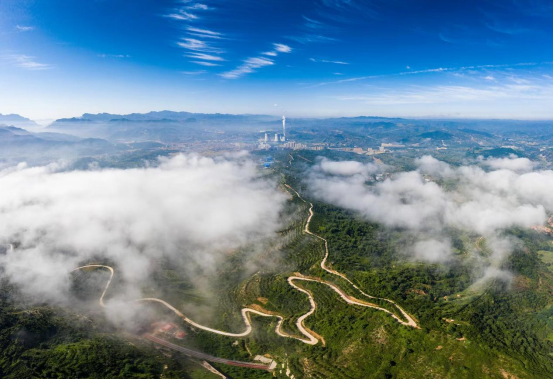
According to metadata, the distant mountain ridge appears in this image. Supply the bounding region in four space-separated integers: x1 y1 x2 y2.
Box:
47 110 280 141
0 113 39 129
0 125 121 165
54 110 273 123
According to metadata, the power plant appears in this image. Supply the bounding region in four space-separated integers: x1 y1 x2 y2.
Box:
258 115 289 149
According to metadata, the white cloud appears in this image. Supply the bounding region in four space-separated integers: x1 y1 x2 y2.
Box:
98 53 131 59
187 52 225 61
413 239 452 263
15 25 34 32
191 60 221 66
3 54 53 70
480 154 536 172
414 155 455 177
177 38 222 53
303 16 324 29
287 34 337 44
0 154 287 310
187 27 224 39
186 3 209 10
318 158 383 176
311 57 349 65
165 11 198 21
219 42 292 79
262 43 292 57
308 156 552 269
274 43 292 53
181 70 206 75
219 57 274 79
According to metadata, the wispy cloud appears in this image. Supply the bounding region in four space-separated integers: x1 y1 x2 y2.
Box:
315 0 379 23
219 57 274 79
310 57 349 64
485 22 530 35
191 61 221 67
310 62 548 87
3 54 53 70
164 1 211 21
15 25 34 32
165 10 198 21
336 80 552 106
178 38 225 65
186 26 225 39
185 3 209 10
221 42 292 79
303 16 324 29
187 52 225 61
181 70 207 75
287 34 337 44
98 53 131 59
439 23 485 45
320 0 360 10
163 3 227 67
274 43 292 53
262 43 292 56
177 38 222 53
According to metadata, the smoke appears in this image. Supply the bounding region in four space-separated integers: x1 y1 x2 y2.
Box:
0 154 287 319
307 156 552 281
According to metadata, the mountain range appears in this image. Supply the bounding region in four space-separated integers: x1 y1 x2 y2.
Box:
0 113 40 130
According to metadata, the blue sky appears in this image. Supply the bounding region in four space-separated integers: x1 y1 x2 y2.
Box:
0 0 552 120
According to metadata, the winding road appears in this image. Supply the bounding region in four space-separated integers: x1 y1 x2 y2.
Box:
285 184 418 328
72 177 418 347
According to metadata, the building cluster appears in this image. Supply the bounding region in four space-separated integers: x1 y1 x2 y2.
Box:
282 141 307 150
258 115 324 151
381 142 405 148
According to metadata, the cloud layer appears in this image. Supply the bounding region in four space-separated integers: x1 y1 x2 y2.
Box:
0 154 287 309
308 156 552 274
